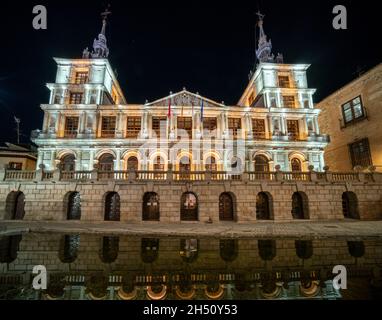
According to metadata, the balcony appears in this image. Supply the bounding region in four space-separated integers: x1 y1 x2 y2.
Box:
100 130 116 138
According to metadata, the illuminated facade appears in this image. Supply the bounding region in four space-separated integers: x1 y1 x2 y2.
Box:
32 13 329 174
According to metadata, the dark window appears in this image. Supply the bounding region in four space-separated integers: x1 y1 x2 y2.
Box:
99 154 114 172
100 236 119 263
347 241 365 258
291 192 309 219
258 240 276 261
342 192 360 219
126 117 141 138
5 192 25 220
64 117 79 138
256 192 272 220
8 162 22 170
252 119 266 139
203 117 217 131
152 117 166 138
59 235 80 263
61 154 75 172
67 192 81 220
278 76 290 88
143 192 160 221
219 193 235 221
74 72 89 84
220 239 238 262
287 120 300 140
69 92 83 104
349 138 372 168
181 193 198 221
0 235 22 263
283 96 296 108
177 117 193 138
104 192 120 221
228 118 241 139
342 96 365 124
101 116 116 138
141 238 159 263
254 155 269 172
295 240 313 259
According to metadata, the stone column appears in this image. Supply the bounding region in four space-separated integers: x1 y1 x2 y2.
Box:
314 116 320 135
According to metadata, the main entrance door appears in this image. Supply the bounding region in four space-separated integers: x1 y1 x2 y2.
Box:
219 193 234 221
143 193 160 221
181 193 198 221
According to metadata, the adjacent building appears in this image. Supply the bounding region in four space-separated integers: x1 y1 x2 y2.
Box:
317 63 382 172
0 143 37 171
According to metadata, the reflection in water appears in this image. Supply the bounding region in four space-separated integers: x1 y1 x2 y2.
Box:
0 233 381 300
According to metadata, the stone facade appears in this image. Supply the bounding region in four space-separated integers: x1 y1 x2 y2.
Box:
317 63 382 172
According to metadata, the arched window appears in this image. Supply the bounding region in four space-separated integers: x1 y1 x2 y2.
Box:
205 157 217 172
179 156 191 179
291 192 309 219
295 240 313 259
342 192 360 219
220 239 238 262
291 158 302 172
347 241 365 258
61 154 75 172
258 240 276 261
0 235 22 263
219 193 235 221
67 192 81 220
256 192 273 220
5 191 25 220
59 235 80 263
100 236 119 263
141 238 159 263
99 154 114 172
127 156 139 171
181 192 198 221
180 239 198 263
143 192 160 221
254 155 269 172
153 156 164 171
104 192 120 221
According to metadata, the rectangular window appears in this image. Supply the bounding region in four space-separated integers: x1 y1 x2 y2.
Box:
177 117 193 138
8 162 22 170
126 116 141 138
252 119 266 139
74 72 89 84
349 138 372 168
282 96 296 108
64 116 79 138
69 92 83 104
342 96 365 125
278 76 290 88
203 117 217 132
152 117 167 138
287 120 300 140
228 118 241 139
101 116 116 138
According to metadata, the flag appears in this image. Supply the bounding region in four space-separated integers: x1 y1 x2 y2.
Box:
200 98 204 123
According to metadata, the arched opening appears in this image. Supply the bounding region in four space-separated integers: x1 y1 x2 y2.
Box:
219 192 235 221
142 192 160 221
127 156 139 171
256 192 273 220
180 192 198 221
179 156 191 179
291 192 309 219
291 158 302 172
342 192 360 219
295 240 313 259
254 155 269 172
0 235 22 263
66 192 81 220
99 153 114 172
100 236 119 263
5 191 25 220
180 239 198 263
141 238 159 263
59 235 80 263
61 154 75 172
205 156 217 172
347 241 365 258
104 192 120 221
219 239 238 262
258 240 276 261
153 156 165 171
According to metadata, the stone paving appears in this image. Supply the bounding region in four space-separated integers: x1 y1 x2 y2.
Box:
1 220 382 240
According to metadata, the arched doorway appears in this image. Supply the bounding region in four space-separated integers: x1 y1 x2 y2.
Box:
59 235 80 263
291 192 309 219
179 156 191 179
104 192 120 221
254 155 269 172
342 192 360 219
61 154 75 172
219 193 235 221
347 241 365 258
67 192 81 220
0 235 22 263
100 236 119 263
295 240 313 259
181 192 198 221
142 192 160 221
256 192 273 220
99 154 114 172
220 239 238 262
291 158 302 172
205 156 217 172
5 191 25 220
127 156 138 171
258 240 276 261
141 238 159 263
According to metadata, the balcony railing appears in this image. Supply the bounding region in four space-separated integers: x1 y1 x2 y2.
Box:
1 169 381 184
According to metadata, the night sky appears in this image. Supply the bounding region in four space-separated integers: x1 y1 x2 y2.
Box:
0 0 380 144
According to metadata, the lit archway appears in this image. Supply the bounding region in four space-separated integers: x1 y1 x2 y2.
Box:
180 192 198 221
254 155 270 172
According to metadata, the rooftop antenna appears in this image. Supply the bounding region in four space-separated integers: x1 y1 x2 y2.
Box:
14 116 20 144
